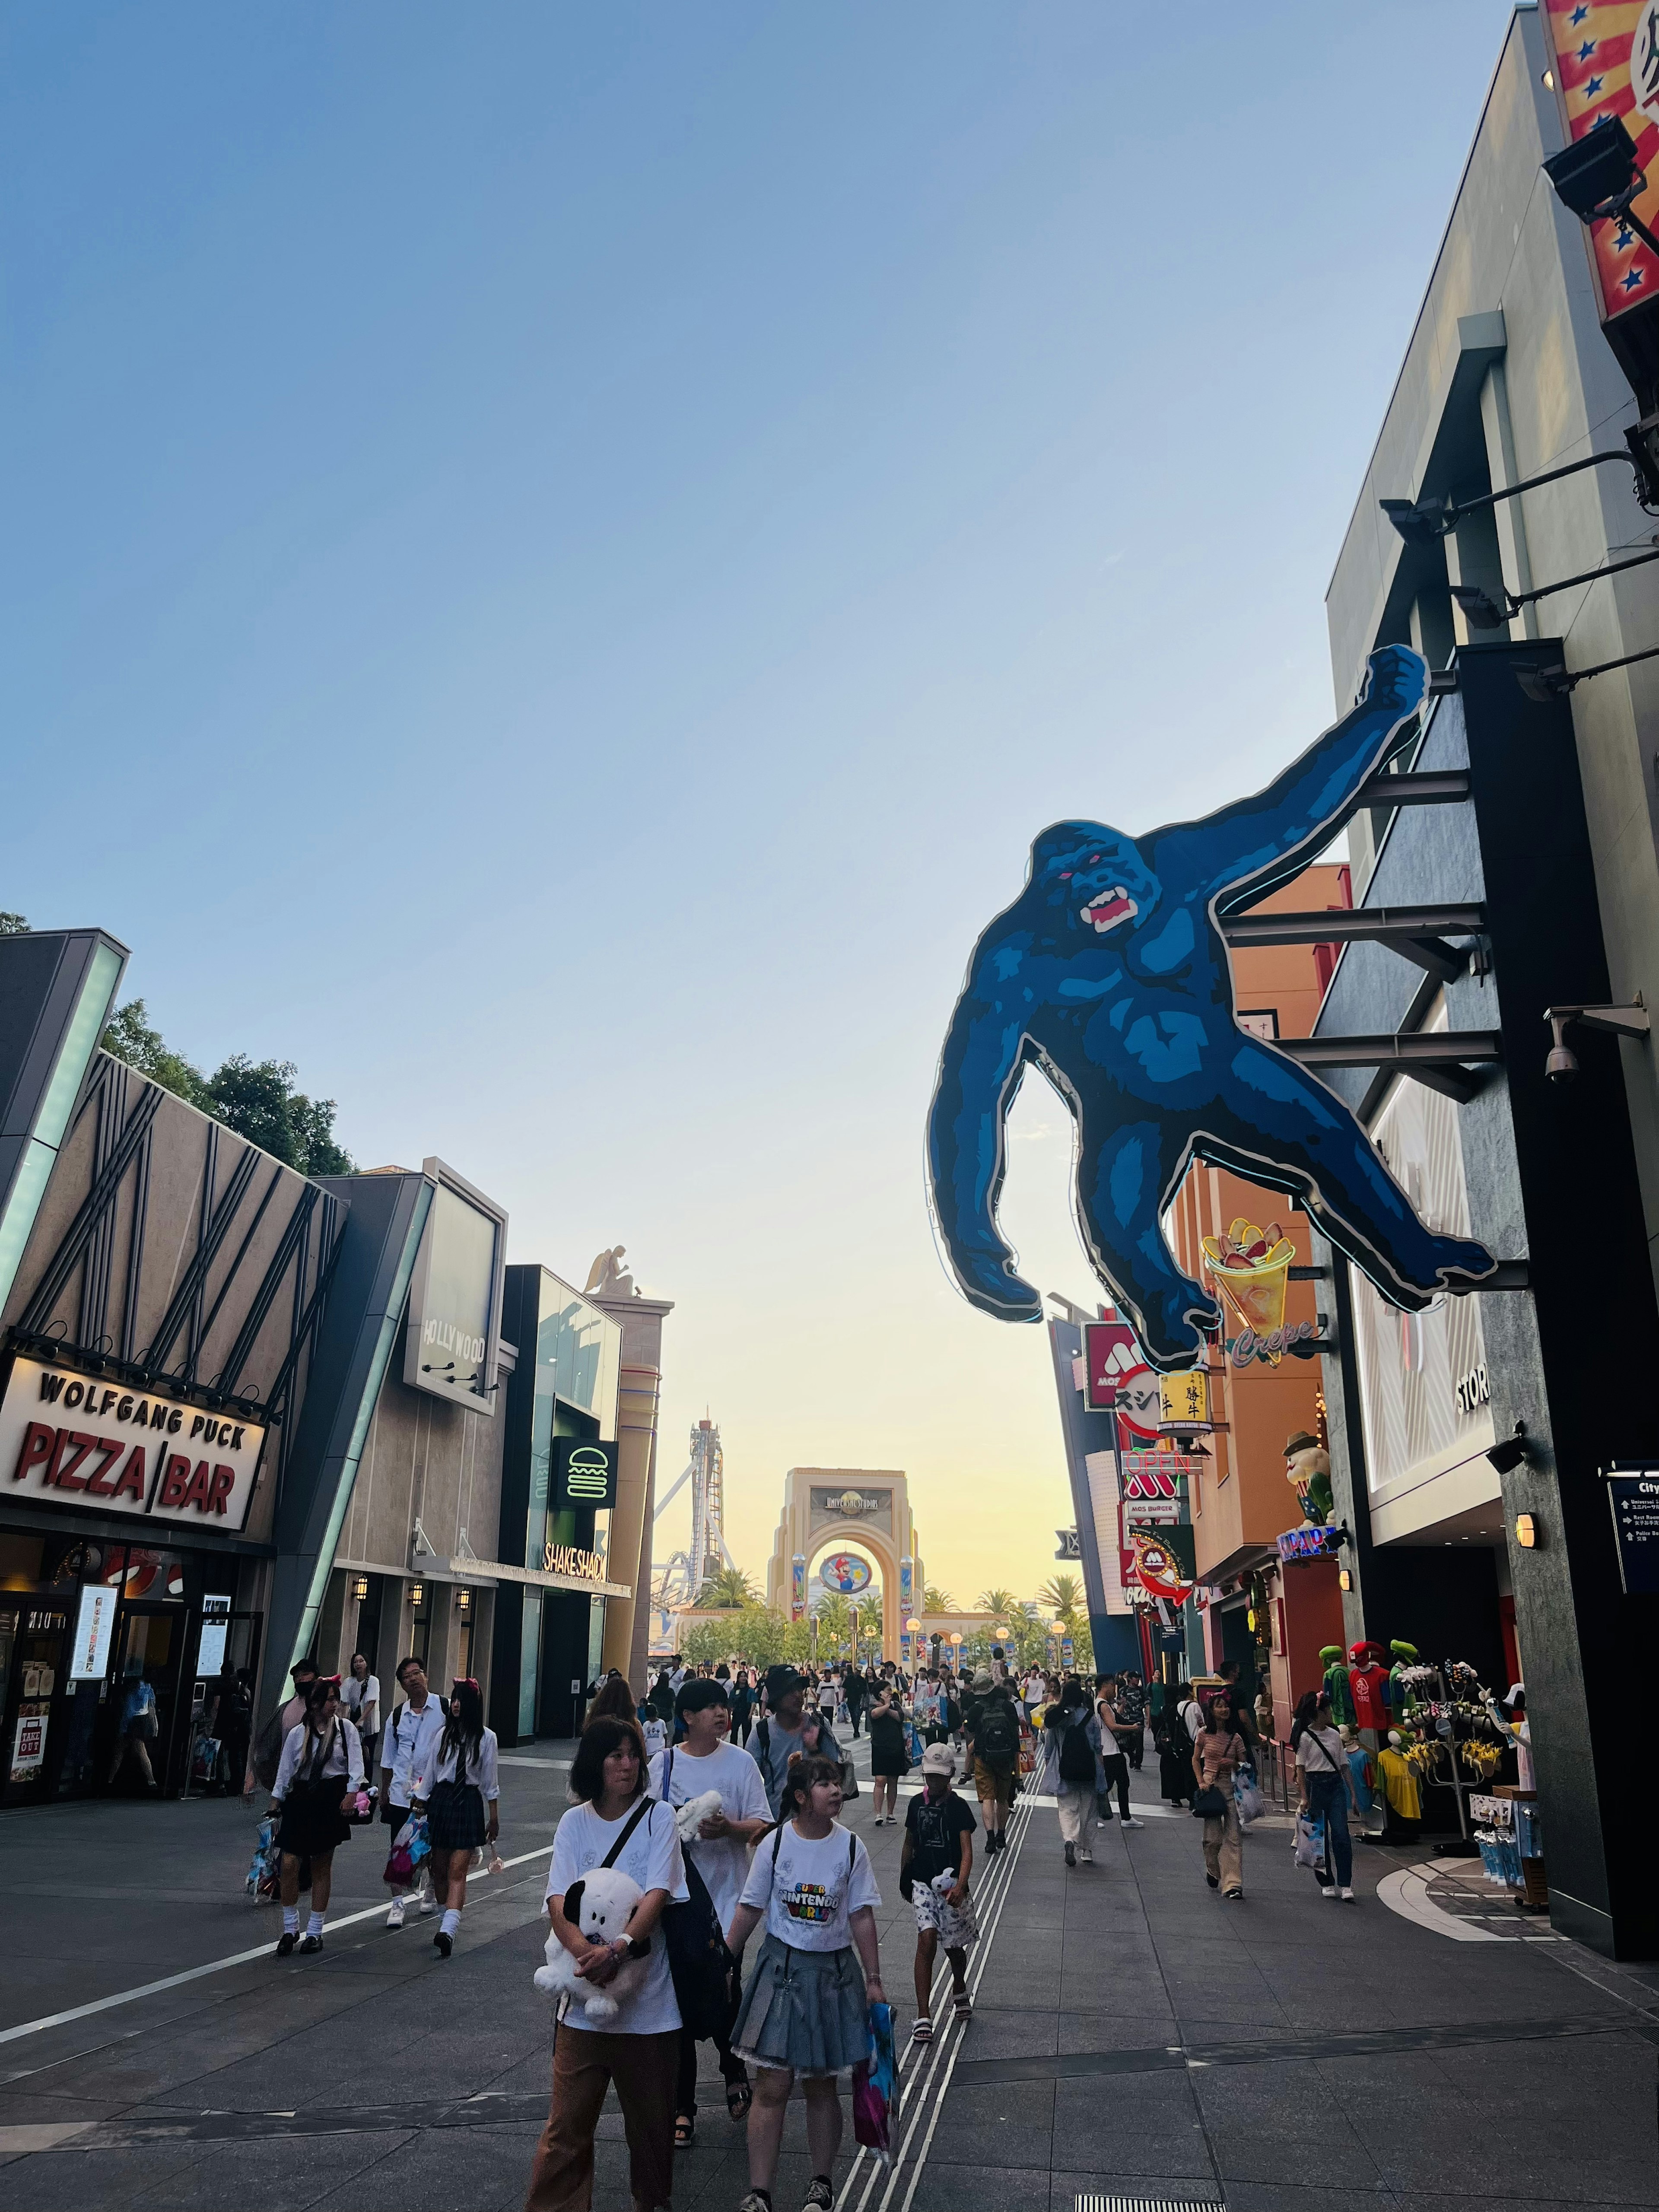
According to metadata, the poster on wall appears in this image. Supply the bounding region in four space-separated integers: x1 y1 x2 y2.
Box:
10 1706 48 1784
1540 2 1659 328
69 1583 118 1681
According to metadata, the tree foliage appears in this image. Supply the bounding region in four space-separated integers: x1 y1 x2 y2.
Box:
699 1566 759 1611
100 998 354 1176
0 913 29 936
923 1584 954 1614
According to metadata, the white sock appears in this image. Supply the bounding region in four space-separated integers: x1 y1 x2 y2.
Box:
306 1910 324 1938
283 1907 299 1935
441 1907 461 1937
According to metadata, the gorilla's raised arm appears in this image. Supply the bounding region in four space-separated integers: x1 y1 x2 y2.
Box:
1151 646 1429 911
925 964 1043 1323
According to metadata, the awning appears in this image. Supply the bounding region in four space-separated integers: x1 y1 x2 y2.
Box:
416 1551 631 1600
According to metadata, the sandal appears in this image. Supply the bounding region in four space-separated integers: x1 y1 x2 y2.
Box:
674 2115 695 2149
952 1990 973 2018
725 2075 753 2122
911 2016 933 2044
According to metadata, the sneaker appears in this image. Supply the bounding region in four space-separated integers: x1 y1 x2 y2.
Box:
1205 1873 1219 1889
1078 1849 1093 1864
417 1894 437 1916
1096 1818 1113 1829
736 2194 773 2212
297 1933 323 1955
1322 1882 1342 1899
1339 1886 1356 1902
434 1930 453 1958
386 1898 406 1930
1064 1841 1076 1867
1224 1889 1245 1902
803 2179 834 2212
274 1931 296 1958
1120 1817 1144 1829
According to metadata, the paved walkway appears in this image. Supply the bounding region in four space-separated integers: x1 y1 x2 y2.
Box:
0 1735 1655 2210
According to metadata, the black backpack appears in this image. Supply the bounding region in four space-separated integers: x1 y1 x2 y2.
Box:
1059 1716 1096 1784
974 1698 1018 1764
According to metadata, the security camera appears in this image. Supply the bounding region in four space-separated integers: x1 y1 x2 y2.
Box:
1544 996 1649 1084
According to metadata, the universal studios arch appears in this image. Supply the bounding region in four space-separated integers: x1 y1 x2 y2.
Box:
764 1468 922 1664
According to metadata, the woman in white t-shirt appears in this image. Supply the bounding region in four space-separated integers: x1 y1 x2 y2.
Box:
648 1678 772 2145
726 1754 884 2212
523 1717 687 2212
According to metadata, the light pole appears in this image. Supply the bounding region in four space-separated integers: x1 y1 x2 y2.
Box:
905 1616 922 1674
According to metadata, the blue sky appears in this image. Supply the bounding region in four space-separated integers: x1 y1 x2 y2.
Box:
3 1 1520 1603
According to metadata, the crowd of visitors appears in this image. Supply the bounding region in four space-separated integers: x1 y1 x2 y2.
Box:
249 1640 1346 2212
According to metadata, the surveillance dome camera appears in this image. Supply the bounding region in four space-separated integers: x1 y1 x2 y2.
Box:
1546 1041 1579 1082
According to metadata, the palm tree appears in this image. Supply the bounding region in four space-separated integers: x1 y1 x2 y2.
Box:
923 1583 954 1614
1036 1573 1085 1630
701 1564 758 1610
977 1587 1020 1623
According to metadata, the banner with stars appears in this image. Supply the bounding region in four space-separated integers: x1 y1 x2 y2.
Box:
1542 0 1659 322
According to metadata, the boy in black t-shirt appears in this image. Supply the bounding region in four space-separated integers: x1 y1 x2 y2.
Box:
900 1742 977 2043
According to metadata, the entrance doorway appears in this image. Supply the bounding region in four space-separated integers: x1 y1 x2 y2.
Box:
105 1606 184 1795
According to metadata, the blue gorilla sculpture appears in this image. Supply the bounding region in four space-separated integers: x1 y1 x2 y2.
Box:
926 645 1495 1368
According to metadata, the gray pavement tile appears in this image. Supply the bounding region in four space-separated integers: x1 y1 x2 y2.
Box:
127 2128 417 2208
1186 2058 1383 2190
0 2146 209 2208
1220 2186 1394 2208
1048 2075 1211 2179
955 2009 1062 2059
307 2123 539 2212
1053 2012 1189 2056
1047 2164 1221 2202
908 2158 1053 2212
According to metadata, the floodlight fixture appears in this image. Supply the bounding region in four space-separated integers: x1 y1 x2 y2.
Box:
1449 583 1510 630
1517 639 1659 698
1542 114 1652 223
1485 1422 1528 1477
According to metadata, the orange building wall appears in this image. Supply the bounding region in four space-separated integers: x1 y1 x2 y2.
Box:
1160 864 1351 1733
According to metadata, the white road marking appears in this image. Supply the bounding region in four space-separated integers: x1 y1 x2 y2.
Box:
0 1843 555 2048
1374 1863 1502 1943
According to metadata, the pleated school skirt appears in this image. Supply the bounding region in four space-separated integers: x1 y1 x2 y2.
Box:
732 1933 868 2077
425 1780 488 1851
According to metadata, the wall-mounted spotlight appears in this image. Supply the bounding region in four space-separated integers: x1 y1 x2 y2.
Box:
1486 1421 1528 1476
456 1586 473 1615
352 1575 369 1603
1544 994 1650 1081
407 1582 425 1609
1515 1513 1538 1549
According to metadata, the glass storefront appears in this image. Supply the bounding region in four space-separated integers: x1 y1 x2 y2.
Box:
0 1526 260 1806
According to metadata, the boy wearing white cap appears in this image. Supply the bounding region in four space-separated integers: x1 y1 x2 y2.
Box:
899 1741 978 2044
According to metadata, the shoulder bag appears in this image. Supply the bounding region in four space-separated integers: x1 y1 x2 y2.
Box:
658 1757 741 2042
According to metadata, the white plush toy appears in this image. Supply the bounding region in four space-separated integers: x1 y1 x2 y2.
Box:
533 1866 650 2024
672 1789 725 1845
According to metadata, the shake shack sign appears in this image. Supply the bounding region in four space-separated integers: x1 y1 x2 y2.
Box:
1 1354 264 1533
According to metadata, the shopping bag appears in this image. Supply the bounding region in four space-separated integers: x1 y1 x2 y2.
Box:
384 1842 415 1889
407 1816 431 1868
246 1815 279 1900
852 2001 898 2163
1235 1770 1265 1825
193 1735 222 1784
1293 1812 1325 1869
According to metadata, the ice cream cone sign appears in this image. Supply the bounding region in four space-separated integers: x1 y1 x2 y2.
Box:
1201 1216 1295 1364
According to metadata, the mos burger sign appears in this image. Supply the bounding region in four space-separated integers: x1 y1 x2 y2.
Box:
2 1354 264 1533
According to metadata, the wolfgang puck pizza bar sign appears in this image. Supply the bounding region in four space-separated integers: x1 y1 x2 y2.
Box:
2 1354 264 1533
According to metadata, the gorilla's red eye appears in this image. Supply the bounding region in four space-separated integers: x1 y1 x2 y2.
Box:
1088 854 1100 864
1058 871 1071 880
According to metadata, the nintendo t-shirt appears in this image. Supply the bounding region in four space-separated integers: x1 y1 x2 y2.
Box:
738 1819 880 1952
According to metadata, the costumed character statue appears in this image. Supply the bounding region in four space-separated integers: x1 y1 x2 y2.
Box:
1283 1429 1332 1526
925 645 1495 1369
1319 1645 1355 1729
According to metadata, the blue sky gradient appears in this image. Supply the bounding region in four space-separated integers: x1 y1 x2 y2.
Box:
3 2 1519 1600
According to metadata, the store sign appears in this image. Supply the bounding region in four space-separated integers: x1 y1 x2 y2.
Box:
1083 1321 1137 1411
1276 1523 1342 1563
404 1168 506 1414
69 1583 118 1681
820 1552 872 1594
926 644 1496 1368
1159 1369 1212 1434
1607 1469 1659 1595
1122 1524 1195 1604
541 1539 608 1582
553 1435 618 1510
0 1355 264 1532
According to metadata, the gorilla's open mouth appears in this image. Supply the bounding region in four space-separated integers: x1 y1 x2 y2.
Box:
1081 887 1137 932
